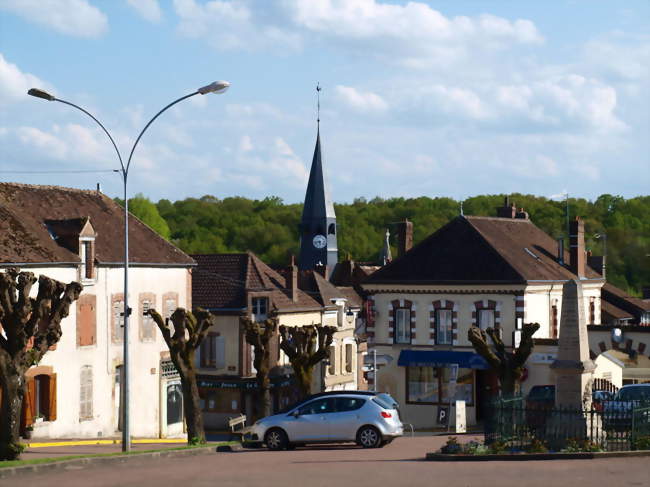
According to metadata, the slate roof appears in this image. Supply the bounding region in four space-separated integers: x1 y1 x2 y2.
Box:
365 215 602 285
0 183 193 266
192 252 322 312
301 129 335 222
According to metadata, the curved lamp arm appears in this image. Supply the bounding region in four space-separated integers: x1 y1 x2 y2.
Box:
28 89 125 174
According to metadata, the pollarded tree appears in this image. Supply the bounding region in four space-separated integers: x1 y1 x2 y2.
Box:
468 322 540 397
147 307 215 444
0 268 82 460
278 324 337 399
241 316 278 418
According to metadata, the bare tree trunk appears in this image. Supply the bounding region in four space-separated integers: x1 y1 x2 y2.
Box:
177 357 205 444
0 360 26 460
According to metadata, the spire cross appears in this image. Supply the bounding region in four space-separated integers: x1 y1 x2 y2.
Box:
316 82 322 127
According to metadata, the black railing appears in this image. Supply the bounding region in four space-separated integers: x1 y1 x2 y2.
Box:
485 397 650 452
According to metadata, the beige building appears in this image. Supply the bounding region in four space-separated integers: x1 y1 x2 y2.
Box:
0 183 194 439
362 200 605 429
191 253 361 429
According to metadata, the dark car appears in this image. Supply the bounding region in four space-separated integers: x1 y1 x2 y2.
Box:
525 385 555 430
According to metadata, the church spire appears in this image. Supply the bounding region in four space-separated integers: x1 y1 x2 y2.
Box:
298 85 338 277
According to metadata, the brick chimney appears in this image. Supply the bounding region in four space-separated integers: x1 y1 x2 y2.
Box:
496 196 517 218
515 207 529 220
396 219 413 258
569 217 585 278
287 256 298 302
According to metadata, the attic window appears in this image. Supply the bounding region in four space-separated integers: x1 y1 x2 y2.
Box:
80 238 95 281
524 247 540 260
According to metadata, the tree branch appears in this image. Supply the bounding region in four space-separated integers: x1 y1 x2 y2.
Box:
468 326 502 370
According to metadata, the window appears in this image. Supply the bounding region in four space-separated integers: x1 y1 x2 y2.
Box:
112 299 124 343
23 374 57 425
200 389 239 413
394 308 411 344
335 397 365 412
252 297 268 322
407 366 474 405
436 309 452 345
478 309 495 330
83 241 93 279
77 294 96 347
164 297 177 320
328 223 336 235
200 334 225 369
551 303 558 339
140 297 155 341
80 366 93 421
345 343 353 373
297 398 335 415
328 345 336 375
589 298 595 324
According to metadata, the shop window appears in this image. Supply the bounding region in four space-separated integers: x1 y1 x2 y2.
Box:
200 389 240 413
394 308 411 344
407 366 474 405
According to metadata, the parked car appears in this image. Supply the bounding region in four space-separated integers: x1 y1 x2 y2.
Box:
525 385 555 430
591 390 614 412
602 384 650 430
246 391 403 450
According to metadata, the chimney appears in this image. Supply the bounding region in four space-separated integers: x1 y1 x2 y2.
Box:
287 256 298 302
96 183 102 193
557 237 564 265
569 217 585 278
496 196 517 218
396 219 413 258
515 207 529 220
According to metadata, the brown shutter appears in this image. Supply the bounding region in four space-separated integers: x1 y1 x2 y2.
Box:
48 374 57 421
22 378 35 427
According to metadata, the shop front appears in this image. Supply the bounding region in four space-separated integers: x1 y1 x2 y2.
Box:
396 350 490 428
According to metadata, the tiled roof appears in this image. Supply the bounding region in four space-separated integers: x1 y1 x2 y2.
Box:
192 252 322 312
602 282 650 313
365 215 602 285
0 183 193 266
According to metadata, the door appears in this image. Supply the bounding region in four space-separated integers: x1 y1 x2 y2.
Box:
329 397 367 441
114 366 123 432
167 383 183 425
284 398 334 442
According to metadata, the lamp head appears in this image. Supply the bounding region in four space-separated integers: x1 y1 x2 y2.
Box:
28 88 55 101
197 80 230 95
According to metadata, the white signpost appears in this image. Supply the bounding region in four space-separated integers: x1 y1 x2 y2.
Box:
455 400 466 433
447 364 459 432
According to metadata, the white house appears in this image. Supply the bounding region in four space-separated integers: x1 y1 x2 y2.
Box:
0 183 194 439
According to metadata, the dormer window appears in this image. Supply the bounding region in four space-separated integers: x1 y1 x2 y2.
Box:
251 297 268 322
80 238 95 281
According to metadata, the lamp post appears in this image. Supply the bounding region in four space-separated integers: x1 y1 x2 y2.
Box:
594 232 607 279
28 81 230 451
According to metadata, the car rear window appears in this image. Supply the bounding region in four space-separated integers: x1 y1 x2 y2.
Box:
372 394 398 410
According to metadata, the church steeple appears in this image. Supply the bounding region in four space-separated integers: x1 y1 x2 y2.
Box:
299 85 338 277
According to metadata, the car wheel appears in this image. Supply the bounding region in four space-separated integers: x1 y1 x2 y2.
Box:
264 428 288 451
357 426 382 448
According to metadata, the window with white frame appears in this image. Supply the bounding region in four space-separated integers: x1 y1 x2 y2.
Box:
328 344 336 375
345 343 353 373
394 308 411 344
79 365 93 421
478 309 495 330
141 299 155 341
252 297 268 322
436 309 453 344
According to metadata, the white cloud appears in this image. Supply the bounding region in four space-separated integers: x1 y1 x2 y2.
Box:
126 0 162 23
335 85 388 113
0 0 108 38
0 54 52 108
239 135 253 152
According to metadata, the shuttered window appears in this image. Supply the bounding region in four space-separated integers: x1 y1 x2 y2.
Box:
80 366 93 421
140 296 155 342
113 300 124 343
200 334 218 368
77 295 96 347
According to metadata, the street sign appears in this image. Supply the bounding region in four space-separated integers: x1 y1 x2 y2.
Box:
437 406 449 426
363 354 393 367
455 400 466 433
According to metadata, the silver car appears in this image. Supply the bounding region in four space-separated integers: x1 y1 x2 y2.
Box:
247 391 403 450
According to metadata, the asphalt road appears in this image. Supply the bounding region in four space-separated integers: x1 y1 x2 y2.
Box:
7 436 649 487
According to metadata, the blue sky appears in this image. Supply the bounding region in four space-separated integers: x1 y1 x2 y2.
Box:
1 0 648 203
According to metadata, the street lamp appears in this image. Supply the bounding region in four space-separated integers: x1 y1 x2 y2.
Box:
28 80 230 451
594 233 607 279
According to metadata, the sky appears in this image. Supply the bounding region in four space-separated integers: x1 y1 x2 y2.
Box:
1 0 648 204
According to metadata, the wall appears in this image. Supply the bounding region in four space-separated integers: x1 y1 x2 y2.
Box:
16 264 190 440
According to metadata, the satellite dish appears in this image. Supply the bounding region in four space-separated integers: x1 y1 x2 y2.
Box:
611 328 624 343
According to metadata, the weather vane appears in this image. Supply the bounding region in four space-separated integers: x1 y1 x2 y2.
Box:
316 82 322 127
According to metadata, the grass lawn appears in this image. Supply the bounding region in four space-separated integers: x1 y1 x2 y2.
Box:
0 442 236 469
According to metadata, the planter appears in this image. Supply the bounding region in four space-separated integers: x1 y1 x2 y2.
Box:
425 450 650 461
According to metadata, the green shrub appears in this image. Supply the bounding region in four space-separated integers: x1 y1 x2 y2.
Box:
526 438 548 453
440 436 462 454
632 435 650 450
562 438 603 453
489 440 508 454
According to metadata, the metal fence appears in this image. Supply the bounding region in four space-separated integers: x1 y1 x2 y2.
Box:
485 397 650 452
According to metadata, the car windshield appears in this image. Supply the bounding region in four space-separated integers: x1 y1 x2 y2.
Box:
528 386 554 400
615 387 650 402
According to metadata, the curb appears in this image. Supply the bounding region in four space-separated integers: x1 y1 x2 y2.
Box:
424 450 650 461
0 445 225 479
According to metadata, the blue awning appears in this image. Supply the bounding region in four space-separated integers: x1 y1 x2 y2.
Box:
397 350 489 370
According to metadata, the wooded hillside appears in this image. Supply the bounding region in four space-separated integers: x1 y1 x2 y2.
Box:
119 193 650 296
